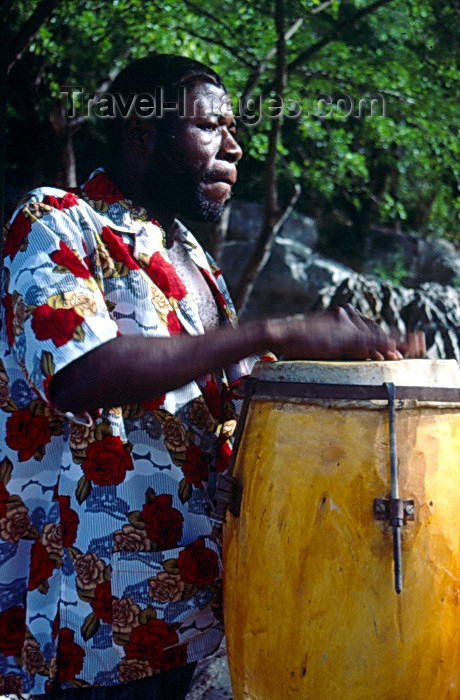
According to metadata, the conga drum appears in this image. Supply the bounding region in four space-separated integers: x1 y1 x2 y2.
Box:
223 359 460 700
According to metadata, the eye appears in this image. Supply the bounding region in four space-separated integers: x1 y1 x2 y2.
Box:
198 122 218 131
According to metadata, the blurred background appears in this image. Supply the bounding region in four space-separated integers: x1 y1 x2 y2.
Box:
3 0 459 359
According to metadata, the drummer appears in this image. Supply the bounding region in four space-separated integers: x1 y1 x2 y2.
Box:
1 54 424 700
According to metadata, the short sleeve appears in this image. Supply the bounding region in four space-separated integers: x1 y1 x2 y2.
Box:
4 191 119 404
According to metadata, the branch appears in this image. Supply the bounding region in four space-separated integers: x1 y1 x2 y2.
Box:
239 16 304 116
234 0 291 315
183 27 255 69
8 0 63 73
288 0 397 73
182 0 242 45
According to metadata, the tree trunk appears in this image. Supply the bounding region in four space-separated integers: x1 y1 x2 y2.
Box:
233 0 288 314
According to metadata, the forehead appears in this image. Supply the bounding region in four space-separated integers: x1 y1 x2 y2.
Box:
183 81 234 119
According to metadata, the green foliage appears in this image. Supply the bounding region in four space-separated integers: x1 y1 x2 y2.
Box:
6 0 460 247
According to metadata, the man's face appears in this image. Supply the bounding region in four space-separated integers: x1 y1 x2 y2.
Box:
145 80 243 222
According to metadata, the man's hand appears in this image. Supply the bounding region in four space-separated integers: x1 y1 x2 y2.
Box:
267 303 402 361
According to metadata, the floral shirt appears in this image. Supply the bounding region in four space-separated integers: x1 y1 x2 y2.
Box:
0 169 265 695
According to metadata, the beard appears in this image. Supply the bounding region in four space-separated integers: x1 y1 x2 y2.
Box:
143 141 227 223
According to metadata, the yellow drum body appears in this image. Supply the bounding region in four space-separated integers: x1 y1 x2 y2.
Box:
223 360 460 700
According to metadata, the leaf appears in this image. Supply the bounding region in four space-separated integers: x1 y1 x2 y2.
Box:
22 526 39 540
94 420 112 441
71 448 87 464
41 351 55 377
52 265 71 275
34 444 47 461
113 632 130 646
38 578 50 595
104 299 116 312
123 440 133 454
67 546 83 561
162 558 180 576
2 397 18 413
47 293 66 309
7 494 24 510
113 261 128 277
76 475 92 504
77 587 95 603
153 409 171 424
103 565 112 582
73 325 85 343
81 611 100 641
38 662 51 677
29 399 46 415
83 276 102 294
122 404 144 419
170 451 186 467
69 679 92 688
0 456 13 485
138 605 157 625
182 583 199 600
14 653 23 667
186 428 195 445
145 487 156 504
178 477 192 504
48 552 63 568
127 510 145 530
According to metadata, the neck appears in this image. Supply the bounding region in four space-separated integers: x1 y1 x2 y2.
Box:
106 162 179 246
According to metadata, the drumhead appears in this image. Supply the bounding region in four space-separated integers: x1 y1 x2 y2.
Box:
251 359 460 388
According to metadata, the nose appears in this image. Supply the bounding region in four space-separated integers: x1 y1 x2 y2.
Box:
218 128 243 163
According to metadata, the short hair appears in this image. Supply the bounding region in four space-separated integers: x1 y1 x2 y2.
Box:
105 53 226 151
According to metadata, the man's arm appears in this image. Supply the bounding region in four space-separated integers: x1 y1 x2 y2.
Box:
49 306 401 415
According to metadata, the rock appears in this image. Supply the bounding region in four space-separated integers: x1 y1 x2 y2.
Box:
186 639 233 700
228 200 318 248
362 227 460 287
220 237 460 363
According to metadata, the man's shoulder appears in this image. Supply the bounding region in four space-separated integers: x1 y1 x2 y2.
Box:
8 185 86 223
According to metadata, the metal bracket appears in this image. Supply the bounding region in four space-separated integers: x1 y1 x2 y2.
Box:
373 498 415 524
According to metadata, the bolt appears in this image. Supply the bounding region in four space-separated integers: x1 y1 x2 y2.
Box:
405 503 415 516
374 501 386 514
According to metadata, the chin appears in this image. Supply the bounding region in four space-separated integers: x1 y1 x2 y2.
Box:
182 193 226 223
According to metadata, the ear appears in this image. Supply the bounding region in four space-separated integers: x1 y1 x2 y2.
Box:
123 115 156 153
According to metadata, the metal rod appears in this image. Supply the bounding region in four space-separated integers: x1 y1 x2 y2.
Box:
384 382 403 593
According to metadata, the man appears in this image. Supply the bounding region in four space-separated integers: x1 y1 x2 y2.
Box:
0 54 402 699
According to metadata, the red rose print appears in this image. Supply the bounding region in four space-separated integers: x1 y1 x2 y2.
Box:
142 494 184 549
160 643 188 671
216 437 232 473
201 267 227 309
182 445 208 488
31 305 83 348
57 627 85 682
91 582 114 623
58 496 79 546
0 483 9 518
6 408 52 461
50 241 92 279
145 252 187 300
100 227 139 269
203 381 221 419
3 210 32 260
125 618 178 668
82 435 134 486
166 310 182 336
3 294 14 347
42 193 79 210
83 171 124 204
0 606 26 655
142 395 166 411
177 539 219 588
28 540 55 591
